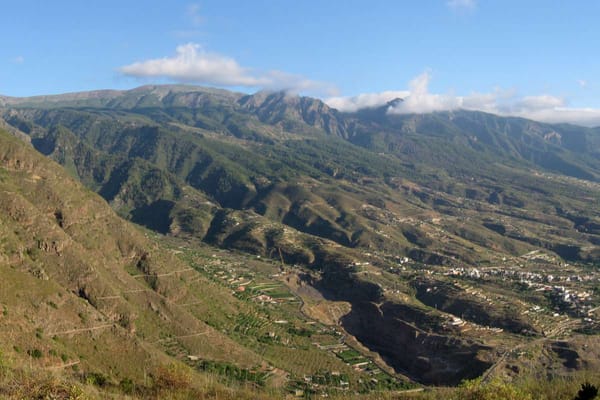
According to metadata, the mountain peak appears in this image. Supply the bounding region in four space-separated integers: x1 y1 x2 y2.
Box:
386 97 404 108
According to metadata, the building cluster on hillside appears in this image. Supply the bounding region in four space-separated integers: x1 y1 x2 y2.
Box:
442 265 599 318
544 285 595 317
445 266 598 284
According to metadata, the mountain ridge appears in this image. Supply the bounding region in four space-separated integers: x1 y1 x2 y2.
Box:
3 85 600 264
3 84 600 130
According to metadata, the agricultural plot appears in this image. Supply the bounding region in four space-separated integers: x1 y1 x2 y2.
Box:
189 359 270 387
158 238 411 394
233 312 271 336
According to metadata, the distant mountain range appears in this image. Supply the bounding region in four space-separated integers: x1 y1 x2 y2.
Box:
2 85 599 264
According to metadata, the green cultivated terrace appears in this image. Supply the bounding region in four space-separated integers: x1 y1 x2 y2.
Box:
1 85 600 399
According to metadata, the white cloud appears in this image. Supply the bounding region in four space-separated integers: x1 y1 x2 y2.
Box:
325 72 460 114
514 95 565 111
578 79 588 88
326 90 410 113
447 0 477 10
389 71 462 114
512 107 600 127
121 43 262 86
460 88 516 113
11 55 25 64
119 43 337 95
325 71 600 127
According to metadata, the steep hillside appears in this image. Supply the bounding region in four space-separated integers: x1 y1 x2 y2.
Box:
0 128 270 395
346 107 600 182
4 126 465 399
3 86 600 267
1 129 419 398
2 86 600 392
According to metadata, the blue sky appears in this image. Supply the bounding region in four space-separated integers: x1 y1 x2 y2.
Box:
2 1 600 125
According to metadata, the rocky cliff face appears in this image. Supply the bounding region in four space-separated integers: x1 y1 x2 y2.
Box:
342 301 494 385
239 90 350 137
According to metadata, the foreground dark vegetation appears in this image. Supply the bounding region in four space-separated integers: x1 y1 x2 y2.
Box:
1 361 600 400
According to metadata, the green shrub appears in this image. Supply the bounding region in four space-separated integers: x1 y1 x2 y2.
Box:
457 378 533 400
28 348 43 359
574 383 599 400
85 371 108 387
153 363 192 391
119 377 135 394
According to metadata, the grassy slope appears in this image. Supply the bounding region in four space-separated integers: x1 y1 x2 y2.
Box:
0 128 412 398
0 129 277 397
